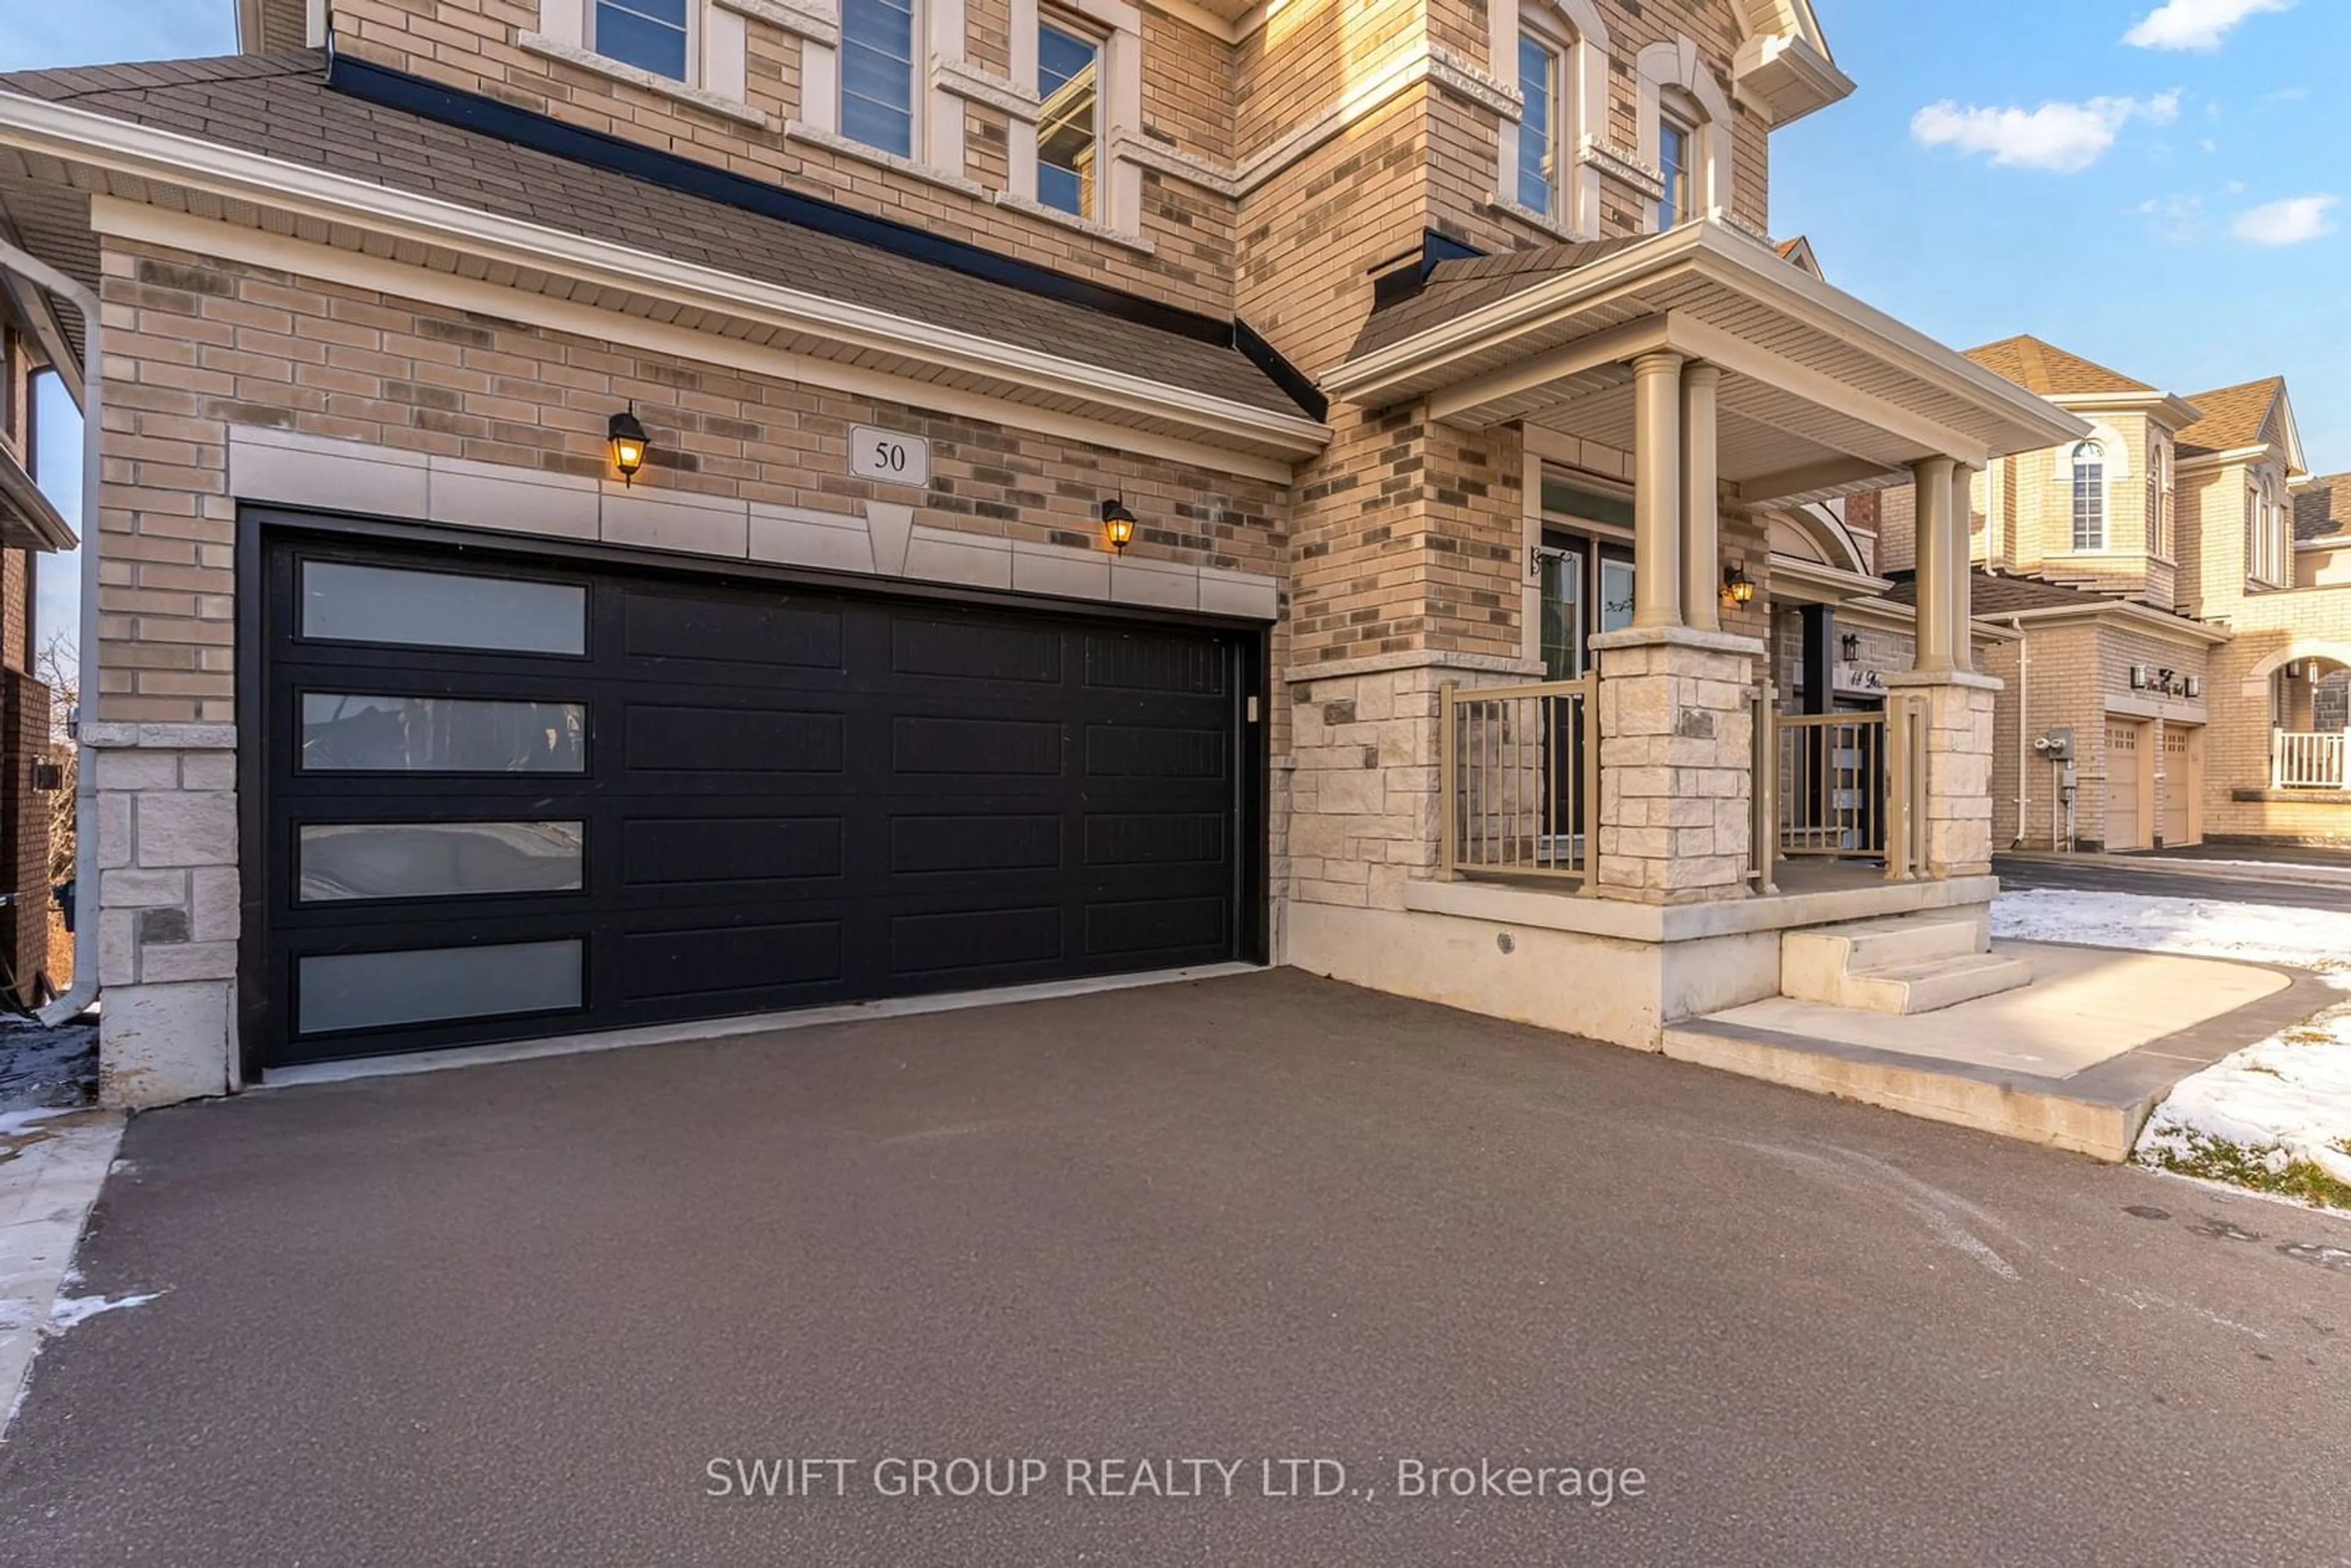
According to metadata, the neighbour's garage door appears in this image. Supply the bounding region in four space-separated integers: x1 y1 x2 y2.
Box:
255 528 1255 1067
2104 720 2146 852
2160 726 2198 847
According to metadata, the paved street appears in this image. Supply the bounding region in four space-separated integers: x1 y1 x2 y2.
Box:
2 970 2348 1565
1994 852 2351 911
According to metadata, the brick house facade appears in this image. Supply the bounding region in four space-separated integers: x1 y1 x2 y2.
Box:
0 0 2082 1105
1870 336 2351 850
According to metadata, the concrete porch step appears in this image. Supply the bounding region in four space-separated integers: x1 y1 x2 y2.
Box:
1837 951 2038 1016
1782 913 1989 1004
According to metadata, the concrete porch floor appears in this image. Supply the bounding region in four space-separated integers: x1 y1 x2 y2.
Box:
1664 942 2336 1161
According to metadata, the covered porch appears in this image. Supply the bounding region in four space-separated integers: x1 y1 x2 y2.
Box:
1326 220 2088 908
1288 220 2084 1051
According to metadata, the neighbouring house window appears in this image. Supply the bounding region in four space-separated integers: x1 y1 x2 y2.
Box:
2071 441 2105 550
1658 116 1693 230
593 0 691 81
842 0 919 158
1037 18 1102 220
1518 34 1561 214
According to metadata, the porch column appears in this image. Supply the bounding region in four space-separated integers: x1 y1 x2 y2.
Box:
1886 454 1998 880
1681 362 1722 633
1630 350 1685 629
1949 462 1977 674
1910 456 1957 674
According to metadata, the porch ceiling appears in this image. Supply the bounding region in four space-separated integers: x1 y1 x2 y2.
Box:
1329 221 2091 494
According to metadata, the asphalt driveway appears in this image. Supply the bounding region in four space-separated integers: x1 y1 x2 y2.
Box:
3 970 2349 1564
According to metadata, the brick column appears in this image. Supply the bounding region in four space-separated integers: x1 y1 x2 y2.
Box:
1883 670 2000 879
1589 625 1761 905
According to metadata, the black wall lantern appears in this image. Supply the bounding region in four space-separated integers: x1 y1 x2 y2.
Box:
1720 563 1756 607
1100 497 1138 553
608 405 650 484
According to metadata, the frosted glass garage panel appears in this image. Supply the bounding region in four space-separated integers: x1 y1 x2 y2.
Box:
297 939 583 1034
299 822 585 902
300 694 586 773
301 561 586 655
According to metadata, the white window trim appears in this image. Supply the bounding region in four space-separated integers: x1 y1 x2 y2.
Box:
1488 0 1609 239
1009 0 1143 236
1032 9 1108 224
1633 37 1733 234
2069 441 2107 552
526 0 757 121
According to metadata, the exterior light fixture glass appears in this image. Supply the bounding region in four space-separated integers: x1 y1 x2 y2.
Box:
608 407 650 484
1100 498 1138 553
1720 564 1756 607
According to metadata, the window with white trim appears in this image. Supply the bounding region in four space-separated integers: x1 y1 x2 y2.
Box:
2146 440 2170 558
1037 17 1103 220
842 0 920 158
1517 33 1561 215
2071 441 2105 551
593 0 691 80
2247 473 2288 587
1657 114 1694 230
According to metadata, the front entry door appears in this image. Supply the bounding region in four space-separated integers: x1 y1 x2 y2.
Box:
1536 533 1633 850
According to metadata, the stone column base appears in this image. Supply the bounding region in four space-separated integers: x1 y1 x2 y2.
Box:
1884 669 2001 879
1589 625 1764 906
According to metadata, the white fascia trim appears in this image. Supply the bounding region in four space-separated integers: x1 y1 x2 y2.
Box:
103 202 1303 482
517 32 770 126
1140 0 1263 45
1766 552 1889 603
0 96 1326 457
2175 443 2274 473
718 0 839 44
2050 389 2204 429
2296 536 2351 553
1330 223 2084 457
1995 601 2233 645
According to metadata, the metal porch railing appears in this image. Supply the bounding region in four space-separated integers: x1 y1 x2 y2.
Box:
2273 730 2350 790
1439 677 1599 882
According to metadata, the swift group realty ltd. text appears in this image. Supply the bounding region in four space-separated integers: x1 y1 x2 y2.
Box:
702 1457 1648 1507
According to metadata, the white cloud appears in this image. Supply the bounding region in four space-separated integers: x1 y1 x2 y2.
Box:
2125 0 2296 51
2231 193 2338 245
2139 192 2207 242
1910 94 2180 173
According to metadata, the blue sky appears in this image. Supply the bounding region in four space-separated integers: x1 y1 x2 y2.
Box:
8 0 2350 650
1779 0 2350 459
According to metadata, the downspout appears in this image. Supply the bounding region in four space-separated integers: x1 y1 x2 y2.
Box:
0 239 103 1027
2008 615 2028 849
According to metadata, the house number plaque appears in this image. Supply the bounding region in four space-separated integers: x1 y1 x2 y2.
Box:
850 424 931 487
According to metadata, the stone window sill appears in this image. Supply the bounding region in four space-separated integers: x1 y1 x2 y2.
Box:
517 33 769 127
782 122 989 198
1488 198 1586 244
991 189 1154 253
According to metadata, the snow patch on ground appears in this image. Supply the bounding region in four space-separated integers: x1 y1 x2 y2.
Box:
45 1293 162 1331
1992 890 2351 1202
1991 889 2351 973
0 1107 69 1140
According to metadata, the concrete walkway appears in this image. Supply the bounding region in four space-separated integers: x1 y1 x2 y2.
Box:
1667 943 2333 1160
0 1110 126 1433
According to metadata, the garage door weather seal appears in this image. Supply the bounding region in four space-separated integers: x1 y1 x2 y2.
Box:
258 962 1263 1089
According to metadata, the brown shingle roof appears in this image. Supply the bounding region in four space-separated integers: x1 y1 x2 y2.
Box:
2296 474 2351 542
1962 335 2154 397
2175 377 2285 458
1349 237 1649 359
0 53 1306 415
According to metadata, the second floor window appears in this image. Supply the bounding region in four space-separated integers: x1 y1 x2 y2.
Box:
2147 443 2169 557
1518 34 1560 214
1038 19 1102 220
2071 441 2105 550
594 0 689 80
842 0 918 158
1658 118 1693 230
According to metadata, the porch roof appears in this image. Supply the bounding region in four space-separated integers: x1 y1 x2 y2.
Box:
1327 221 2090 504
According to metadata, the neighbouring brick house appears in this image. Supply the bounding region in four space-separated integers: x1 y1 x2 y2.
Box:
0 284 75 1003
1871 335 2351 851
0 0 2084 1106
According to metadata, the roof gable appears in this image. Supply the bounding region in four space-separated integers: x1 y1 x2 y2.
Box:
2177 376 2305 473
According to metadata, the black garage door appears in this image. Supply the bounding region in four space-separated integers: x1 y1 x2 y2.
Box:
249 525 1258 1067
